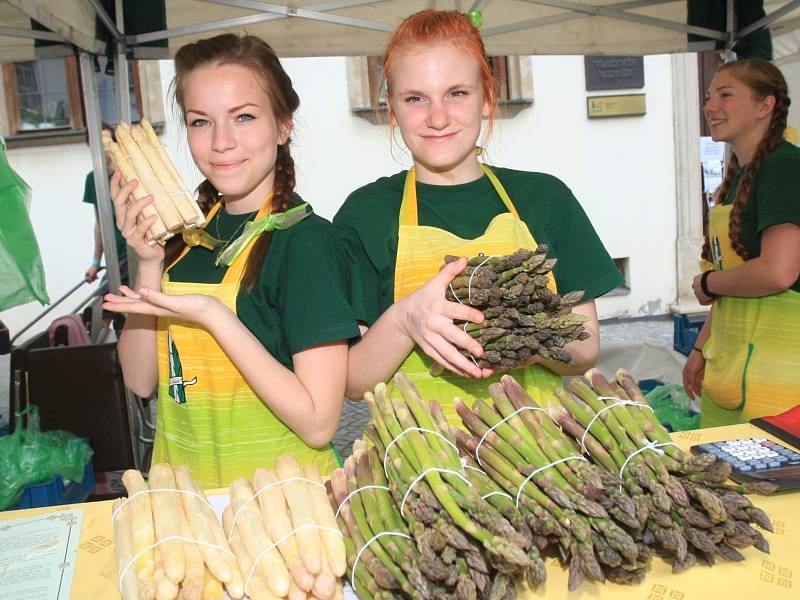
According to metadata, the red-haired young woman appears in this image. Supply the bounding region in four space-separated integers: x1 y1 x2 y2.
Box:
338 10 623 420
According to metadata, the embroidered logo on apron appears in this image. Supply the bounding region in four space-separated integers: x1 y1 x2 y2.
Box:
167 331 197 404
711 232 723 271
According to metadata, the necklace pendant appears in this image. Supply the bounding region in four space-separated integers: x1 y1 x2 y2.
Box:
182 228 222 251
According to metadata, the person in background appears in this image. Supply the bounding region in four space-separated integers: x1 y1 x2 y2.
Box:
683 58 800 426
337 10 622 421
103 34 359 487
84 123 129 297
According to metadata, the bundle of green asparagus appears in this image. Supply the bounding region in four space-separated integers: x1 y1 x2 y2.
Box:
444 247 589 369
455 372 775 589
328 373 543 600
332 371 775 596
454 377 645 590
545 370 774 575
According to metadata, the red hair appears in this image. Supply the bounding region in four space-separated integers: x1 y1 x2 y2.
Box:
383 10 499 127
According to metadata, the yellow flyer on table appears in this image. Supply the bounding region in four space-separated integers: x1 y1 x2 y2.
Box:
0 508 84 599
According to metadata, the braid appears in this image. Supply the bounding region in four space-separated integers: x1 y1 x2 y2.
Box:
272 143 296 213
240 142 297 290
702 155 739 262
729 66 790 260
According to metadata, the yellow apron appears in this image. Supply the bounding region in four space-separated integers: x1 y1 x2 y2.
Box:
390 164 562 423
701 203 800 427
153 201 339 488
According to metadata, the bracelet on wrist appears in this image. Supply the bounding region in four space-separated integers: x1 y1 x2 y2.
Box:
700 270 719 299
692 346 704 354
91 258 101 267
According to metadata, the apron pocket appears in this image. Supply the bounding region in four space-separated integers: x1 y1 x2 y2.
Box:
702 343 754 411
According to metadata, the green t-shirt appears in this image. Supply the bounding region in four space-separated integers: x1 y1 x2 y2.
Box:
82 171 128 261
334 166 623 323
724 140 800 292
168 197 360 370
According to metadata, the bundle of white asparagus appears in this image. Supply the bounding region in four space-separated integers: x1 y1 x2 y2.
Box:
103 119 205 245
225 456 347 600
114 464 242 600
113 459 346 600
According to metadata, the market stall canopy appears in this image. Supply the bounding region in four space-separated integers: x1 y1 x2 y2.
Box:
1 0 800 61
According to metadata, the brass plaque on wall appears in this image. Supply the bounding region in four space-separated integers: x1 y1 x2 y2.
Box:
586 94 646 118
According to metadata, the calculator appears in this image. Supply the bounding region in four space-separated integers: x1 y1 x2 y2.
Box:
690 437 800 491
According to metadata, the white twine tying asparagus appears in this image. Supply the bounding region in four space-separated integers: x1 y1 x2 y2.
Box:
578 398 654 454
114 460 348 600
115 532 235 596
226 476 326 543
334 485 391 520
351 531 413 595
382 426 461 478
400 467 474 519
112 466 244 600
617 441 678 492
474 405 547 468
241 523 343 597
514 455 588 507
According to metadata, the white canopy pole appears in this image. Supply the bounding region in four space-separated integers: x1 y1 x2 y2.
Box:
79 51 122 294
114 0 132 125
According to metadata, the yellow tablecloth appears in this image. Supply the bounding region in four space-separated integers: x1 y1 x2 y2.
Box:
2 423 798 599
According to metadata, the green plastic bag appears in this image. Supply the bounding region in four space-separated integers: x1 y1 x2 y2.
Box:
0 405 93 510
645 384 701 432
0 137 49 311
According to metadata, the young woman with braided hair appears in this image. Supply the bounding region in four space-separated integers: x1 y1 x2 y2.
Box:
683 58 800 427
103 34 359 487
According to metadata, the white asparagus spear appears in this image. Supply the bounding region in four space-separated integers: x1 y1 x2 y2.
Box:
148 464 186 585
120 470 157 600
333 580 344 600
253 468 315 591
202 565 225 600
103 131 169 241
176 504 204 600
129 124 202 227
112 497 140 600
155 546 180 600
303 464 346 577
311 546 336 600
141 118 206 226
178 471 243 598
136 119 206 227
277 456 322 576
174 466 232 584
223 506 276 600
228 478 291 597
116 122 183 231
